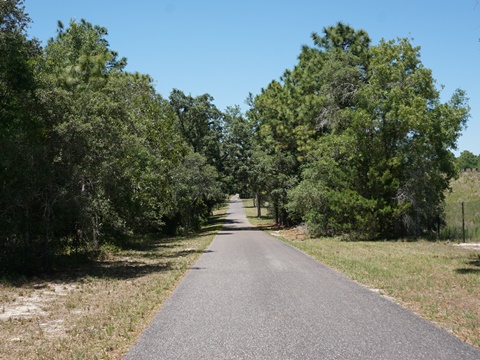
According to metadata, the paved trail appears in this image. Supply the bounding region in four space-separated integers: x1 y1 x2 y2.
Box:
124 198 480 359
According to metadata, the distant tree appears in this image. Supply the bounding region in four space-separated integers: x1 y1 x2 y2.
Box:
169 89 223 170
167 89 228 233
456 150 479 170
221 106 254 195
168 153 225 234
247 81 300 225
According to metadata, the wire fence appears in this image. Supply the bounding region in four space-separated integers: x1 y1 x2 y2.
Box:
442 201 480 242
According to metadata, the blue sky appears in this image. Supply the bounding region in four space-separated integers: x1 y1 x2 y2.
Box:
24 0 480 155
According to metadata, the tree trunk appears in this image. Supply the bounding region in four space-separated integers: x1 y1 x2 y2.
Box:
255 191 261 218
74 222 79 254
274 203 279 225
23 227 30 272
92 215 99 251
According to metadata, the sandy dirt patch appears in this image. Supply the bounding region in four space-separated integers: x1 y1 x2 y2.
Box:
1 282 78 340
454 243 480 250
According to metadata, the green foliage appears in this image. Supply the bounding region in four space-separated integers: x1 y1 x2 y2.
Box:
345 38 468 237
167 89 229 232
169 89 223 168
0 11 226 274
456 150 479 170
1 6 471 274
40 19 126 89
168 153 225 234
443 171 480 241
312 22 371 58
0 0 45 272
221 106 254 195
35 19 176 248
250 23 469 238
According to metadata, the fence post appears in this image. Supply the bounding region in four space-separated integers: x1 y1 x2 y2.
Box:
462 201 466 243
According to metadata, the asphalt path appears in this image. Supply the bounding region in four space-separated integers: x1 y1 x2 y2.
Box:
123 197 480 359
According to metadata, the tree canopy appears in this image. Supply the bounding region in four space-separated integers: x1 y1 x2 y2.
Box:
0 3 471 274
0 2 229 273
456 150 479 170
249 22 469 239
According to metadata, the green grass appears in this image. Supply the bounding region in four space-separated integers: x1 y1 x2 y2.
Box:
0 206 228 360
444 171 480 241
241 198 275 227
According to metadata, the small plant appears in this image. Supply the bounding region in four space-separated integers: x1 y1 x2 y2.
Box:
105 324 115 336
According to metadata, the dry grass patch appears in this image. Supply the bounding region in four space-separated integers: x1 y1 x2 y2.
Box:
0 207 227 360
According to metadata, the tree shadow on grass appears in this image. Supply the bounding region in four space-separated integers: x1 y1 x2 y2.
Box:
456 258 480 274
115 234 180 251
60 233 218 280
194 215 227 235
1 211 228 287
67 259 174 280
1 255 176 288
1 233 200 287
160 248 215 259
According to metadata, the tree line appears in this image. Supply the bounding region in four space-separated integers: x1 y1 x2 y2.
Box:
1 1 242 273
1 1 470 273
456 150 480 170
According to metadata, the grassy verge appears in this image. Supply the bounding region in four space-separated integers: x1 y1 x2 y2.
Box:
241 198 274 227
0 206 227 360
242 204 480 349
444 171 480 241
